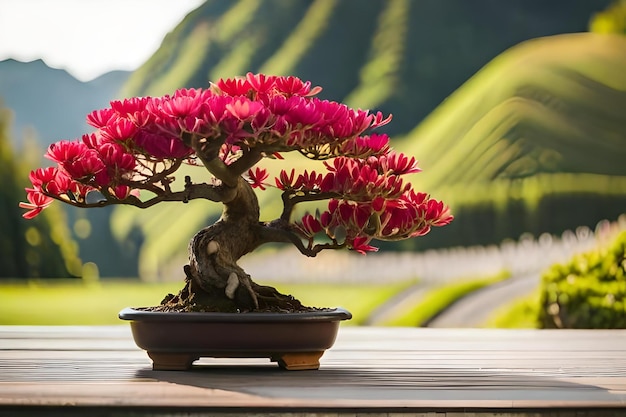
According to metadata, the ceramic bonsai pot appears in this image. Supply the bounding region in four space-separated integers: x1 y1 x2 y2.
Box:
119 307 352 371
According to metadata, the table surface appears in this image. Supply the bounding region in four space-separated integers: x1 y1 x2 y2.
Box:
0 325 625 416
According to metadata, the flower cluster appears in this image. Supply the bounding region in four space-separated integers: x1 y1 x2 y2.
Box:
21 73 395 218
21 72 452 256
249 152 452 254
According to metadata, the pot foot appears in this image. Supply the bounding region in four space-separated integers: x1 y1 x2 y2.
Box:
148 352 199 370
273 351 324 370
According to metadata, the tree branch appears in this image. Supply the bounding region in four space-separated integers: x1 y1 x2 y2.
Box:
183 132 240 188
280 190 340 221
253 222 345 258
45 182 226 210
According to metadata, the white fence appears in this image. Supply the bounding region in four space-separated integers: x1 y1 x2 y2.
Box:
239 216 626 284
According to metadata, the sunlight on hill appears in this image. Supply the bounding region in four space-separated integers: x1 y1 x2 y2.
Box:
403 33 626 188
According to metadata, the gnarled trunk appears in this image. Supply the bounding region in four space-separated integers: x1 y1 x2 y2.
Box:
158 177 308 312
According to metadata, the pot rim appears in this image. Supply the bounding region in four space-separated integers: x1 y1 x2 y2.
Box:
118 307 352 323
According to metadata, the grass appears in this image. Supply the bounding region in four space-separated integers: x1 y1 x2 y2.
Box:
379 271 510 327
0 279 414 325
484 291 541 328
272 280 416 325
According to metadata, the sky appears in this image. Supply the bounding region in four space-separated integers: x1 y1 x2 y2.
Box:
0 0 205 82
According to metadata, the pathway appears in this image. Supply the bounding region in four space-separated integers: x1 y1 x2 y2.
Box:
426 273 540 328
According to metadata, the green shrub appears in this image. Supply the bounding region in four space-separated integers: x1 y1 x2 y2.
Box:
538 231 626 328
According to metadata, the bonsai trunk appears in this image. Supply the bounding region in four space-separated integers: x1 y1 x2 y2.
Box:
158 177 309 313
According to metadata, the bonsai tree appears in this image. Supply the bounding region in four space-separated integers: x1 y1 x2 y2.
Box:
20 73 453 313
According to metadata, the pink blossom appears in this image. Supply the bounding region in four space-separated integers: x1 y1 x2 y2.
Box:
135 131 193 159
86 108 115 129
19 189 53 219
160 95 204 119
29 167 71 196
246 167 269 190
81 132 108 150
110 97 150 118
349 236 378 254
296 213 323 237
45 140 86 164
275 169 296 190
341 134 390 158
274 75 322 97
380 152 420 175
101 117 138 142
225 98 264 120
246 72 277 95
65 149 107 184
283 97 323 126
214 77 252 96
111 185 134 200
296 170 323 190
98 142 136 173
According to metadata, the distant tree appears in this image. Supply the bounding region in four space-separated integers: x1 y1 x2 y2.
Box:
590 0 626 34
0 103 81 278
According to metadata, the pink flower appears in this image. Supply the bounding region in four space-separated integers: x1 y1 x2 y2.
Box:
246 73 277 95
200 95 231 125
246 167 269 190
283 97 323 126
275 75 322 97
349 236 379 255
66 149 107 184
160 95 204 119
44 140 106 184
86 108 115 129
275 169 296 190
214 77 252 96
28 167 70 196
45 140 86 164
296 213 323 238
101 117 138 142
422 199 454 227
111 185 134 200
110 97 150 118
19 189 53 219
296 170 323 190
225 98 264 120
341 134 390 158
98 143 136 173
135 131 193 159
29 167 57 190
380 152 420 175
82 132 109 150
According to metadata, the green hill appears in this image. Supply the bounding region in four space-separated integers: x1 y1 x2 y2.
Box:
0 59 129 148
396 33 626 249
121 0 609 136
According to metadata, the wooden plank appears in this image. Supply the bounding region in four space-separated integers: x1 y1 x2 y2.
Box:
0 326 624 415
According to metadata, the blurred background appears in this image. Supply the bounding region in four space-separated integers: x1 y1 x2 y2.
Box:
1 0 625 328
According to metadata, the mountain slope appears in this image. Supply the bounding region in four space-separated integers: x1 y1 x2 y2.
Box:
0 59 136 276
0 59 130 148
396 33 626 249
121 0 610 136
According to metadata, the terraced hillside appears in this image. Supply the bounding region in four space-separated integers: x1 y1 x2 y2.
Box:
121 0 608 135
397 33 626 250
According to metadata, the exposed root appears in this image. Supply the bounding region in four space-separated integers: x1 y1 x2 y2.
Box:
148 274 322 313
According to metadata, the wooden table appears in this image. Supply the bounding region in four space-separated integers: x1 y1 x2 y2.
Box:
0 326 625 416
